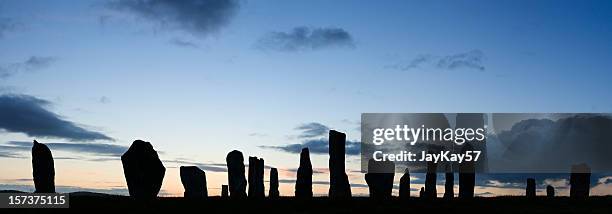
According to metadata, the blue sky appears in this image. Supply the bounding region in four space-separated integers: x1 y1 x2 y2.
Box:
1 0 612 196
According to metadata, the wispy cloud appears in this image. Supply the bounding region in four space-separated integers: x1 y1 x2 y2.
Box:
255 26 355 52
0 94 113 141
106 0 240 38
387 50 485 71
5 141 127 157
0 17 20 38
0 56 56 79
168 38 200 48
260 122 360 155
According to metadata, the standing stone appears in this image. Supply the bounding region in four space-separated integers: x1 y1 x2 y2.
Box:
424 153 437 199
180 166 207 198
546 185 555 198
459 144 476 199
526 178 536 198
248 156 265 198
419 187 425 198
269 168 279 198
364 159 395 199
121 140 165 199
221 185 229 198
328 130 352 198
570 163 591 198
295 148 313 198
444 172 454 199
248 157 256 197
32 140 55 193
256 158 265 198
399 168 411 199
226 150 247 198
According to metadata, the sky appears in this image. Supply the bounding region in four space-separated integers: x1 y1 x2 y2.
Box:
1 0 612 197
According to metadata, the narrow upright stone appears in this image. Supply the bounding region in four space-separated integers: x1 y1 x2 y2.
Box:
419 187 425 198
364 159 395 199
256 158 265 198
226 150 247 198
32 140 55 193
180 166 207 198
248 156 256 197
570 163 591 198
328 130 352 198
269 168 279 198
546 185 555 198
424 153 437 199
221 185 229 198
444 172 454 199
459 144 475 199
121 140 165 199
399 169 411 199
526 178 536 198
295 148 313 198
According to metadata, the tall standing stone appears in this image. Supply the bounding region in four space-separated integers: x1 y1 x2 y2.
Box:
32 140 55 193
248 156 265 198
269 168 279 198
180 166 207 198
424 153 437 199
399 168 411 199
444 172 454 199
221 185 229 198
546 185 555 198
121 140 165 199
226 150 247 198
328 130 352 198
570 163 591 198
419 187 425 198
295 148 313 198
526 178 536 198
364 159 395 199
459 143 475 199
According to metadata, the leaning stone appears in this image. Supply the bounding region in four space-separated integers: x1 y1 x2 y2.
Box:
32 140 55 193
180 166 207 198
328 130 352 198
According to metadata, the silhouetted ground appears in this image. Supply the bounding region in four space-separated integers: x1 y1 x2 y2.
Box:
5 192 612 214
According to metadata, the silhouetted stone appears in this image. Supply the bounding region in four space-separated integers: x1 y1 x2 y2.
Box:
459 144 475 199
32 140 55 193
424 153 437 199
269 168 279 198
570 163 591 198
295 148 313 198
121 140 165 199
526 178 536 198
399 169 410 199
546 185 555 198
328 130 352 198
180 166 207 198
364 159 394 199
419 187 425 198
221 185 229 198
226 150 247 198
444 172 454 198
248 156 265 198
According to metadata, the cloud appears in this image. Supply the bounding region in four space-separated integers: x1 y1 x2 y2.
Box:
295 122 329 139
260 138 361 156
0 17 19 38
5 141 127 157
99 96 111 104
260 122 360 155
168 38 200 48
106 0 240 38
255 26 355 52
0 56 56 79
0 184 128 195
0 94 113 141
164 159 227 172
387 50 485 71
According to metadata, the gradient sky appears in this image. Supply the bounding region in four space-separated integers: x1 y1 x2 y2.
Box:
1 0 612 197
